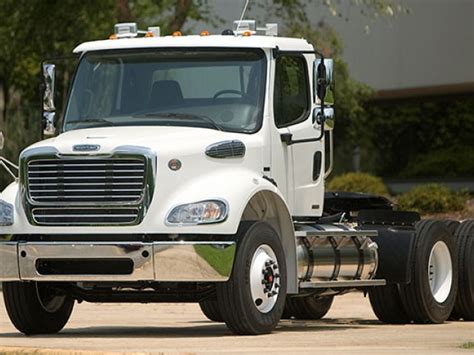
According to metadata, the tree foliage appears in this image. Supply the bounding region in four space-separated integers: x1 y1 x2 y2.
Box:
363 96 474 178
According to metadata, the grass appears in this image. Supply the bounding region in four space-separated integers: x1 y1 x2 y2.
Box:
194 244 236 277
461 342 474 349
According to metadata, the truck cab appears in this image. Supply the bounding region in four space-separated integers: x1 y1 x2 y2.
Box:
0 21 467 336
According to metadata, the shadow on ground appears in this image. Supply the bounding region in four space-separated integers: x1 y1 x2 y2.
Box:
0 318 377 339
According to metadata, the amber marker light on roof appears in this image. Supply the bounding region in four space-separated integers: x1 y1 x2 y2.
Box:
109 33 118 40
200 30 210 36
145 31 154 37
172 31 182 37
243 31 252 37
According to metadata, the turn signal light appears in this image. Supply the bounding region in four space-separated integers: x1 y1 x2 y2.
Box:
243 31 252 37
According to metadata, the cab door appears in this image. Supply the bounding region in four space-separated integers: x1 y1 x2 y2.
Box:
271 54 324 217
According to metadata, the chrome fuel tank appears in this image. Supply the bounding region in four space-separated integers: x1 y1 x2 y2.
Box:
296 224 378 282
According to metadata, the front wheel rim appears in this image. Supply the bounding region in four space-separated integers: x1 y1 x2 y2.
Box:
428 241 453 303
250 244 281 313
36 283 66 313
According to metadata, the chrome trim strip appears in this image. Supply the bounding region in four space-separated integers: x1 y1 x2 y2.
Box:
299 279 386 288
0 241 236 282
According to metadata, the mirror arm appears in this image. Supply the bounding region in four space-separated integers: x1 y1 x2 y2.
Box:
280 115 325 146
0 156 18 170
0 158 18 180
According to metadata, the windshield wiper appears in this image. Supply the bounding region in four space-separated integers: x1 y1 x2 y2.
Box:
135 112 223 131
65 118 114 126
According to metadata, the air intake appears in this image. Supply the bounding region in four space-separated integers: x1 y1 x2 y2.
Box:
205 140 246 159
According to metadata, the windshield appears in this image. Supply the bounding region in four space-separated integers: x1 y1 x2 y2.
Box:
64 49 267 133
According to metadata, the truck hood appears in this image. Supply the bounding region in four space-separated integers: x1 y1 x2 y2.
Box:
25 126 260 156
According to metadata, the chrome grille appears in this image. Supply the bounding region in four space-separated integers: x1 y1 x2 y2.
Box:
32 207 140 225
28 158 145 204
26 157 148 226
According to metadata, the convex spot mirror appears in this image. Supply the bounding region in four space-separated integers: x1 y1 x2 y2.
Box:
42 63 56 136
314 58 333 103
313 107 335 131
0 131 4 151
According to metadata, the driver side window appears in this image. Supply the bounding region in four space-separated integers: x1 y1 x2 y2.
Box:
274 55 310 128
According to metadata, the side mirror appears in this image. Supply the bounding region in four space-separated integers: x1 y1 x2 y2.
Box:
42 63 56 136
314 58 333 103
313 58 335 132
0 131 4 151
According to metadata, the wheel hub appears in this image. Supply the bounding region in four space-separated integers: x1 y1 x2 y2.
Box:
250 245 280 313
428 241 453 303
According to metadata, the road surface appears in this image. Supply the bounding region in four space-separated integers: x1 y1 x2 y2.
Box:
0 292 472 354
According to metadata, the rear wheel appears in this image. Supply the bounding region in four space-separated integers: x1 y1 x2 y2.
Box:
199 299 223 322
3 281 74 335
282 295 333 320
399 220 458 324
217 222 287 335
451 220 474 321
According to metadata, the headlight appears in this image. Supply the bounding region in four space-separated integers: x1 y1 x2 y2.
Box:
166 200 228 225
0 199 14 226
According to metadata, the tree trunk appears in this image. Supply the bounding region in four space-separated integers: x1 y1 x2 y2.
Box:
169 0 192 32
115 0 133 22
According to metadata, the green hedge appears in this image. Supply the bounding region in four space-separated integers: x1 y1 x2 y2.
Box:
327 172 389 196
397 184 468 214
399 145 474 178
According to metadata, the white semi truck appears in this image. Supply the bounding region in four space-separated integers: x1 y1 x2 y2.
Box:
0 21 472 335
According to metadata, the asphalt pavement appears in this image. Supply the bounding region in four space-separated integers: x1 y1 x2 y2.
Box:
0 292 472 354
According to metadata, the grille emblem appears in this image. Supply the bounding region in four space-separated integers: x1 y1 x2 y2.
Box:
73 144 100 152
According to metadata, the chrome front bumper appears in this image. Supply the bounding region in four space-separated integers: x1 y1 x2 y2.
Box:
0 241 236 282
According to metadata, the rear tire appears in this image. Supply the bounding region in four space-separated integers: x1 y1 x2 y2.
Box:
399 220 458 324
451 220 474 321
444 220 460 235
199 299 224 322
282 295 333 320
3 282 74 335
369 284 410 324
217 222 287 335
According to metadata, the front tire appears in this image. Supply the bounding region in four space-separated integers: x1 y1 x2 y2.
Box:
3 282 74 335
282 295 334 320
399 220 458 324
199 299 224 322
217 222 287 335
